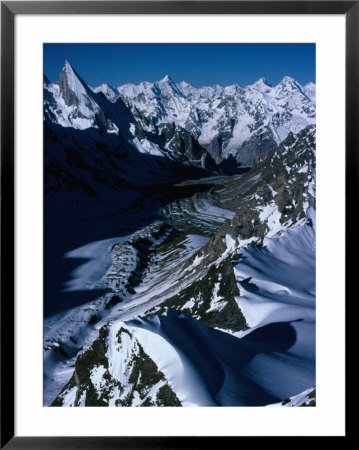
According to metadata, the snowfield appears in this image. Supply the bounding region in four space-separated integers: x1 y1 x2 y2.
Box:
235 207 315 330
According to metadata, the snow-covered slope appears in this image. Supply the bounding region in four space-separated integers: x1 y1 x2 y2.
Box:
53 298 314 406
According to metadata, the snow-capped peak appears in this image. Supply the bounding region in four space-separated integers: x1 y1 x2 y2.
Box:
222 83 240 95
57 59 89 101
92 83 120 102
45 61 119 131
278 75 297 87
154 75 182 97
98 83 115 91
248 77 271 92
160 74 172 83
255 77 269 85
62 60 84 86
178 80 192 89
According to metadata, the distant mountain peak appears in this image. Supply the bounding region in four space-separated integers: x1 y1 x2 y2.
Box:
99 82 111 88
48 61 119 131
92 83 120 103
280 75 296 85
56 60 85 107
178 80 191 87
247 77 271 92
154 74 182 97
63 60 79 78
157 74 179 89
160 74 173 83
57 60 86 91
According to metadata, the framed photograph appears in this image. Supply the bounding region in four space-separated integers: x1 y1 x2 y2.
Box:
1 1 353 447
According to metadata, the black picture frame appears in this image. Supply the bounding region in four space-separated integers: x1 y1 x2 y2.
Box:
1 1 354 447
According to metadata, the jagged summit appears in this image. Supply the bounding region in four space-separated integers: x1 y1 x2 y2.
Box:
247 77 271 92
154 74 182 97
159 74 172 83
178 80 192 88
45 61 119 131
278 75 297 86
56 59 90 107
92 83 120 102
60 60 86 86
253 77 270 85
98 82 116 90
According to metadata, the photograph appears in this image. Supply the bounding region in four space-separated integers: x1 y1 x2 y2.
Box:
43 43 316 408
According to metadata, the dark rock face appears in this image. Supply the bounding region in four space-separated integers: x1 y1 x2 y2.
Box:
201 152 217 171
235 128 278 166
129 106 158 135
134 122 147 141
158 122 217 170
204 125 316 249
206 119 278 168
150 257 248 333
93 110 112 131
206 135 223 164
57 67 80 108
196 108 279 168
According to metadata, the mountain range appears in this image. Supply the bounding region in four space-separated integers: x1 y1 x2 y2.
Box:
45 60 315 171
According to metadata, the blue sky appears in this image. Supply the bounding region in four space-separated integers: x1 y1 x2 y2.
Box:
44 43 315 88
